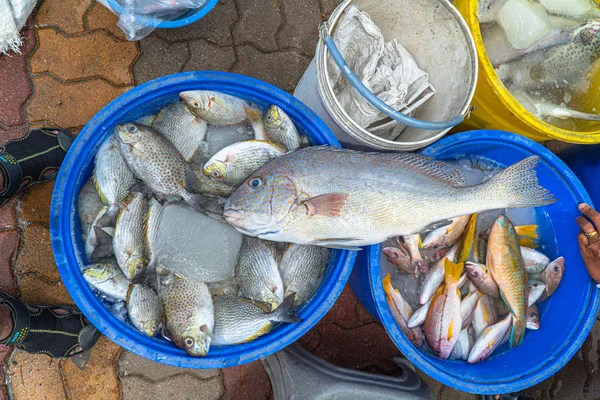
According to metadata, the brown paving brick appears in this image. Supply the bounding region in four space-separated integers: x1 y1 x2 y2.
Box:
312 322 400 370
18 276 74 305
438 385 476 400
233 0 282 52
0 197 19 229
299 325 320 352
36 0 94 34
30 29 138 86
183 40 235 72
86 2 128 41
319 284 359 329
221 361 271 400
27 75 131 128
0 126 27 143
0 385 7 400
0 229 20 296
529 375 553 400
62 336 121 400
15 223 60 281
277 0 321 55
551 350 588 400
122 374 223 400
20 181 54 225
133 36 188 84
119 351 220 381
232 46 311 92
356 301 376 324
7 351 65 400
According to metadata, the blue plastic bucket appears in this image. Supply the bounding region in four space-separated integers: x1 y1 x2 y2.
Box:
349 130 600 394
560 145 600 206
103 0 218 29
49 71 357 368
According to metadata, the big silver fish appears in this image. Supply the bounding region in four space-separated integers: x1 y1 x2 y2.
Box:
127 284 162 337
114 192 148 280
278 244 329 305
223 147 555 249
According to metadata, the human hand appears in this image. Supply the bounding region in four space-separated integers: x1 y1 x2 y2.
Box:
577 203 600 284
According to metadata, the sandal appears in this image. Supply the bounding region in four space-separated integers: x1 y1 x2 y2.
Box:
0 128 75 206
0 292 100 358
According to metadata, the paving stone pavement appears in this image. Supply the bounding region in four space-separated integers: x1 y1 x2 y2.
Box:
0 0 596 399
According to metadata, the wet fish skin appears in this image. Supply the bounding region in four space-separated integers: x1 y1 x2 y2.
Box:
521 246 551 274
473 295 498 338
244 103 268 141
422 215 470 250
158 267 214 357
465 261 500 298
528 280 546 306
527 304 540 330
180 90 250 126
236 237 285 310
113 193 148 280
419 246 456 305
487 215 528 348
78 178 104 241
82 260 130 301
224 147 555 248
468 314 513 364
407 299 431 328
212 294 300 346
279 244 329 305
263 105 302 151
127 284 162 337
449 328 473 361
145 198 165 268
461 290 483 329
383 274 423 347
383 245 413 275
402 234 427 276
535 257 565 302
152 101 207 162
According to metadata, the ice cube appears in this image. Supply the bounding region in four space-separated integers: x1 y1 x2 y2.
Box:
498 0 551 50
154 204 243 282
206 124 254 158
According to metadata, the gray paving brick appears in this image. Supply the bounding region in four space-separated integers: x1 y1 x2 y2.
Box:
233 0 282 52
438 386 476 400
319 0 342 17
121 374 223 400
134 36 189 83
232 46 311 92
551 350 587 400
183 40 236 72
277 0 321 56
118 351 220 381
154 0 237 46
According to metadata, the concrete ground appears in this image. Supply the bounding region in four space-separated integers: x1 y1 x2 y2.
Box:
0 0 597 399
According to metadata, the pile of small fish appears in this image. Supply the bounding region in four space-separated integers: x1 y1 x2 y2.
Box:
77 89 331 356
479 0 600 127
383 212 565 363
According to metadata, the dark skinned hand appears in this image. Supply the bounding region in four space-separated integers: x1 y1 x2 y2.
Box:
576 203 600 284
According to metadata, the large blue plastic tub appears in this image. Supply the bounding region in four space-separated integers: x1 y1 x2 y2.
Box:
560 145 600 206
103 0 218 29
50 72 357 368
349 130 599 394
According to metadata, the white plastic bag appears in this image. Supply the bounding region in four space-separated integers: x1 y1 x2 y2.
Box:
99 0 208 41
0 0 36 55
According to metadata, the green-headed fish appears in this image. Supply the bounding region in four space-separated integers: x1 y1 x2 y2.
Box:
152 101 208 162
114 192 148 280
127 284 162 337
212 294 300 346
235 237 284 310
157 266 214 356
203 141 286 187
487 215 528 348
223 147 555 249
263 105 302 151
278 244 329 305
180 90 251 126
82 260 130 301
383 273 423 347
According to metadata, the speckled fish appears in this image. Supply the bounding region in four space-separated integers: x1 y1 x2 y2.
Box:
279 244 329 305
212 294 301 346
527 304 540 330
78 178 104 241
82 260 130 301
487 215 528 348
86 207 115 260
383 244 413 275
127 284 162 337
533 257 565 302
208 277 239 297
461 290 483 330
235 237 285 310
465 261 500 298
94 136 136 224
424 259 463 359
473 295 498 338
263 105 302 151
114 192 148 280
145 198 164 268
407 298 431 328
528 280 546 306
468 314 512 364
203 141 286 187
422 215 470 250
419 246 456 305
521 247 551 274
180 90 251 126
449 328 474 361
383 273 423 347
115 123 210 212
401 234 427 276
157 266 214 356
152 101 208 162
224 147 555 249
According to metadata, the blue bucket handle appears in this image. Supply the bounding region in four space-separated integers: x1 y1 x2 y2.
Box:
320 23 465 131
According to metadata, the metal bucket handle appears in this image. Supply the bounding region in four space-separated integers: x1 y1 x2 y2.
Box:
320 23 465 131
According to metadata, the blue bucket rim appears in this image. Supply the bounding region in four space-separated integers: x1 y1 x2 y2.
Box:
368 130 600 394
50 71 358 368
102 0 218 29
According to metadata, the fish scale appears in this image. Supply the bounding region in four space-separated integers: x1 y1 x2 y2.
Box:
279 244 329 305
127 284 162 337
264 105 302 151
113 193 148 280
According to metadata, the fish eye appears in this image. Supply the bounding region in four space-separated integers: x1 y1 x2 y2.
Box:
127 124 137 133
193 102 200 108
530 312 536 318
151 324 157 332
184 337 194 347
248 177 262 188
136 263 143 272
211 171 219 178
472 271 478 278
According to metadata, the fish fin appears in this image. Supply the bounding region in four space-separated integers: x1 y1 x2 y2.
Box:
421 219 453 234
97 206 118 228
448 319 454 340
509 318 526 348
444 258 464 285
516 224 539 248
183 166 203 193
90 227 115 260
200 324 213 339
272 294 302 323
242 322 273 343
302 193 349 217
382 273 393 294
479 156 556 208
243 103 262 122
312 239 361 250
381 153 467 187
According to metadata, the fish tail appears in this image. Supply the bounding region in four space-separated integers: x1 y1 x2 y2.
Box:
272 294 301 323
479 156 556 208
98 204 119 227
444 258 464 286
509 317 526 348
516 225 539 248
382 273 393 293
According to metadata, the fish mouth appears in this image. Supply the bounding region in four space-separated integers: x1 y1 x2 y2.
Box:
223 208 245 225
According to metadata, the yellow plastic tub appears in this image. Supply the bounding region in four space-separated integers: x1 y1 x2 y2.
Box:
452 0 600 143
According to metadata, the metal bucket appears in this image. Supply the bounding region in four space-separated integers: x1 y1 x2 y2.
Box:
294 0 478 151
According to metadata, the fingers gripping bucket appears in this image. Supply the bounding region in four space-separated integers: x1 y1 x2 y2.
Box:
294 0 478 151
349 130 600 394
49 72 357 368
